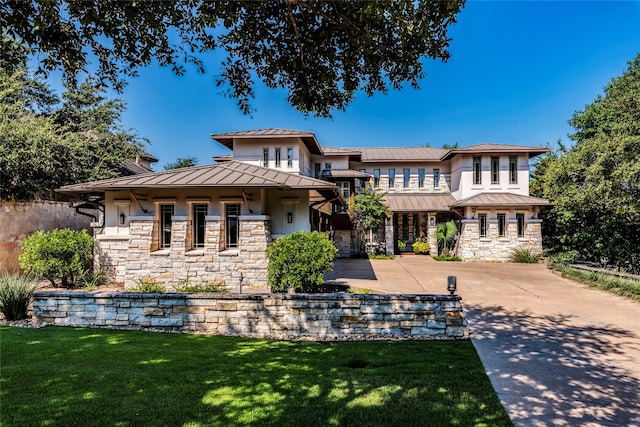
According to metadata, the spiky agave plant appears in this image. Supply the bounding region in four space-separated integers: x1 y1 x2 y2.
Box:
0 273 37 321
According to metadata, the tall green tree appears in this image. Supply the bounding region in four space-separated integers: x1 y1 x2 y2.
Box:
532 53 640 272
0 1 465 117
349 190 391 243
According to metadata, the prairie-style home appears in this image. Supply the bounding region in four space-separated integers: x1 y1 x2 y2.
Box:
58 128 550 290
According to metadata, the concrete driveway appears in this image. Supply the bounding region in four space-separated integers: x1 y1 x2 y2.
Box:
326 256 640 426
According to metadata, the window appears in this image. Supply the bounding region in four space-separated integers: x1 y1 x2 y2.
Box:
491 156 500 184
337 182 350 199
433 168 440 188
497 213 506 237
418 168 425 188
403 169 410 188
225 204 240 249
275 148 281 168
509 156 518 184
473 157 482 185
314 163 321 178
287 147 293 167
478 213 487 237
160 204 174 248
517 213 525 237
325 162 332 170
388 168 395 187
193 204 207 248
262 148 269 167
374 169 380 188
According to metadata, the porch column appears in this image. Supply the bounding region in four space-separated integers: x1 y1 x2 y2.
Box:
385 216 394 255
427 213 437 255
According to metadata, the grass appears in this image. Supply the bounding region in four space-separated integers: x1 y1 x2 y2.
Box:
553 264 640 300
0 326 512 427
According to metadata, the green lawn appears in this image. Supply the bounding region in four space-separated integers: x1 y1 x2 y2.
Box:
0 326 511 427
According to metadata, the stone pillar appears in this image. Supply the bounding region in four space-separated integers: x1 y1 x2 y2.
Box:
427 213 437 255
170 216 188 254
385 216 394 255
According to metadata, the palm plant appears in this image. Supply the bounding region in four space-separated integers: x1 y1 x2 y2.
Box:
436 220 458 255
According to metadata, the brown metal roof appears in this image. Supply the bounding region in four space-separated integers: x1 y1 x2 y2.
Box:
57 161 340 194
210 128 323 155
442 143 549 160
360 147 448 162
321 146 363 155
452 192 552 207
383 193 456 212
322 169 371 179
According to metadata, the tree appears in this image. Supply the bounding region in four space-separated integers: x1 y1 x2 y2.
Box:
436 220 458 255
0 1 465 117
164 157 198 170
442 142 459 149
532 53 640 272
349 189 391 243
0 59 147 200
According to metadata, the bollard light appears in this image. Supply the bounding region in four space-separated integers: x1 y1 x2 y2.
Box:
447 276 457 295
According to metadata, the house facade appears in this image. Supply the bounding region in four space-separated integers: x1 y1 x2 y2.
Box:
58 128 550 291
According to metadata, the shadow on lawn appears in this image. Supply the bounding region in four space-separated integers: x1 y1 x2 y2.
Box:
466 305 640 426
1 326 510 427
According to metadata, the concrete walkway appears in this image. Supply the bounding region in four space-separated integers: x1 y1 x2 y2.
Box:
326 256 640 426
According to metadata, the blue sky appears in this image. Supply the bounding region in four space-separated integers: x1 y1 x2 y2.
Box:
93 1 640 167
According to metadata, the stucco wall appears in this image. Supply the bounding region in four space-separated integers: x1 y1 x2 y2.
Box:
0 200 94 272
32 292 469 341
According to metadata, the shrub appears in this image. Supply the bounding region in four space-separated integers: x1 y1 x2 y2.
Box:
432 255 462 262
267 231 338 293
549 250 579 266
510 247 542 263
175 282 226 293
0 273 37 321
412 241 431 254
19 228 94 287
131 279 166 293
367 253 394 260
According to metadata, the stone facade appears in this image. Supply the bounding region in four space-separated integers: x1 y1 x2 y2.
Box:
458 218 543 262
96 216 271 291
32 291 469 341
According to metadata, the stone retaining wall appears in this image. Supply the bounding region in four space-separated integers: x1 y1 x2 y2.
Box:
32 292 468 341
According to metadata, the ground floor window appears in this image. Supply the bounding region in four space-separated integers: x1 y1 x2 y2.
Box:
516 213 525 237
497 213 506 237
193 204 208 248
225 204 240 248
160 204 174 248
478 213 487 237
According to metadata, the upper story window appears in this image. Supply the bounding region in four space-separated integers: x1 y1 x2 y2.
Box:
403 169 410 188
192 204 207 248
473 157 482 185
509 156 518 184
478 213 487 238
373 169 380 188
497 213 506 237
287 147 293 167
159 204 174 249
491 156 500 184
275 148 281 168
418 168 425 188
325 162 332 170
262 148 269 167
433 168 440 188
388 169 395 188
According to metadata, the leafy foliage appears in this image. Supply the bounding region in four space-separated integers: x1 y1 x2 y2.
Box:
349 189 391 241
509 248 542 263
267 231 337 293
553 264 640 300
432 254 462 262
531 53 640 273
0 273 37 321
0 49 147 200
436 220 458 255
19 229 94 287
412 241 431 254
164 157 198 170
0 1 465 117
131 279 166 293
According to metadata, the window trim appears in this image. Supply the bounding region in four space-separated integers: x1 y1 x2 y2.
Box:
473 156 482 185
433 168 440 189
275 148 282 168
287 147 293 168
491 156 500 185
262 147 269 167
373 169 381 188
403 168 410 188
478 213 487 238
516 213 525 238
388 168 395 188
509 156 518 184
192 204 208 249
224 203 241 249
418 168 425 188
497 213 506 237
159 204 174 249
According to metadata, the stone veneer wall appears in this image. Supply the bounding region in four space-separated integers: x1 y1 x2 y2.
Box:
96 216 271 291
458 218 543 262
32 292 468 341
